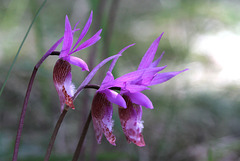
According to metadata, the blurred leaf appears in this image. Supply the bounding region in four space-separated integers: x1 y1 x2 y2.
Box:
0 0 47 97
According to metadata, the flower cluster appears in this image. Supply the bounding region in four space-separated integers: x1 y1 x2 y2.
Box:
91 33 188 146
52 11 188 146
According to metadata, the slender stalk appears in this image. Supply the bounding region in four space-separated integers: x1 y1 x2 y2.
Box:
44 108 68 161
43 85 99 161
12 52 60 161
72 85 121 161
12 66 38 161
72 111 92 161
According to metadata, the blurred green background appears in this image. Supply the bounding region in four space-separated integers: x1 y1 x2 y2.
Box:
1 0 240 160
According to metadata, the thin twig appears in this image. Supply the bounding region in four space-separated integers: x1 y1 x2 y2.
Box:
44 108 68 161
43 84 108 161
72 111 92 161
12 51 59 161
72 85 121 161
12 66 38 161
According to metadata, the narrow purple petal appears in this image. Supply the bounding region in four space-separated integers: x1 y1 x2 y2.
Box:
126 92 153 109
138 32 164 70
112 66 167 87
113 70 146 85
73 54 121 100
100 66 166 90
38 37 64 68
150 51 165 68
101 71 114 87
149 68 189 86
60 15 73 58
72 28 81 32
73 20 80 31
139 65 167 86
71 11 93 52
64 56 89 71
122 84 150 93
101 89 126 108
108 43 135 72
72 29 102 53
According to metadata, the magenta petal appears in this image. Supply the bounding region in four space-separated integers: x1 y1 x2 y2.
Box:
113 70 146 86
150 68 189 86
40 37 64 65
73 20 80 31
101 89 126 108
108 43 135 72
126 92 153 109
113 66 167 87
60 15 73 58
71 11 93 52
118 95 145 147
101 71 114 88
72 29 102 53
123 84 150 93
65 56 89 71
138 33 164 70
73 54 122 99
91 92 116 145
140 65 167 86
104 66 167 90
150 51 165 68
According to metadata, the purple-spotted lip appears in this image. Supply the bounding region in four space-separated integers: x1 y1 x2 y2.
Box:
53 59 75 112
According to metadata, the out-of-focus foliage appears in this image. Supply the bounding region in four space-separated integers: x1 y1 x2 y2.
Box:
1 0 240 160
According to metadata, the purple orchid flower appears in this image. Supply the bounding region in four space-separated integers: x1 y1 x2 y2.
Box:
91 32 188 146
91 44 135 146
53 11 102 112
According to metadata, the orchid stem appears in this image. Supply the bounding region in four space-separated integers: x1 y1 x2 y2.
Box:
43 85 99 161
44 108 68 161
12 66 38 161
72 111 92 161
12 51 59 161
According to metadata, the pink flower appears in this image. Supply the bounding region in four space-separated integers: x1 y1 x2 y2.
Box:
91 44 135 145
91 33 188 146
53 11 102 112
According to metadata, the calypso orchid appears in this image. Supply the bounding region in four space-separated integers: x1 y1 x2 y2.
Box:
53 11 102 112
91 32 188 146
91 44 135 146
